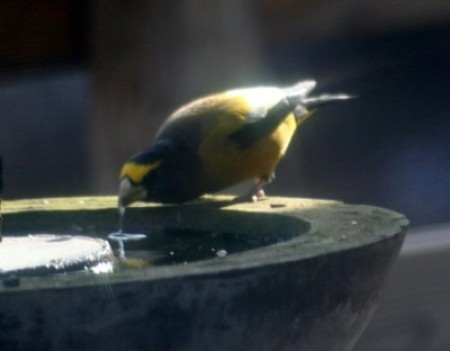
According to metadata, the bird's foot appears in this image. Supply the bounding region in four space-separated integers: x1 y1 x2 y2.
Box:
234 188 266 203
250 188 266 202
236 179 268 203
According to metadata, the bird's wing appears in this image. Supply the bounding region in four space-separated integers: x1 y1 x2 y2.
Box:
155 81 317 149
155 92 256 149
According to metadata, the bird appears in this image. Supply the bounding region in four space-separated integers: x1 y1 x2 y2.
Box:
118 80 352 206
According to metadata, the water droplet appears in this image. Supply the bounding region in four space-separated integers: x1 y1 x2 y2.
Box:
118 205 126 234
107 232 146 259
216 249 227 258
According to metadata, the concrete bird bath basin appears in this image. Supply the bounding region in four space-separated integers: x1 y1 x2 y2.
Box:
0 196 408 351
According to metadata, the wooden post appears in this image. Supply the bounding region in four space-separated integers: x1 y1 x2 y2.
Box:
0 155 3 242
90 0 267 194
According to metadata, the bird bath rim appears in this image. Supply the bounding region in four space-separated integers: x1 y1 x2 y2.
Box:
0 195 408 291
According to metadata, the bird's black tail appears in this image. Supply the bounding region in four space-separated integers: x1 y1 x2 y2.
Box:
303 94 354 109
284 80 353 115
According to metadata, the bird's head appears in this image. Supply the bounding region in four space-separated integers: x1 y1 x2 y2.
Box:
118 140 175 207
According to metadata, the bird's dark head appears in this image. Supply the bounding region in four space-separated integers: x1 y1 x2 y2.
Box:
118 140 176 207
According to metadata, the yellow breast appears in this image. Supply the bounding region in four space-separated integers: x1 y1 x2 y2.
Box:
198 112 298 191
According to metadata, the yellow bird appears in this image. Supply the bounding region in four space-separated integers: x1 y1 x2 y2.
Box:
118 80 351 206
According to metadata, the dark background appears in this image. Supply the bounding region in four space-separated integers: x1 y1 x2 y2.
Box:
1 0 449 227
1 1 450 350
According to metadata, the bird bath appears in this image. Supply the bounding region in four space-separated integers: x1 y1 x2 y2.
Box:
0 196 408 351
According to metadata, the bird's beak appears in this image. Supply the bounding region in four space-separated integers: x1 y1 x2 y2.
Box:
118 178 147 207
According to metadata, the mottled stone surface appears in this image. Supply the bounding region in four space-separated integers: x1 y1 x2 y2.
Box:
0 196 408 351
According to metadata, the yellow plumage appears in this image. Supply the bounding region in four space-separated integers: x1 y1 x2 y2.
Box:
198 110 298 192
118 80 351 205
119 161 162 184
